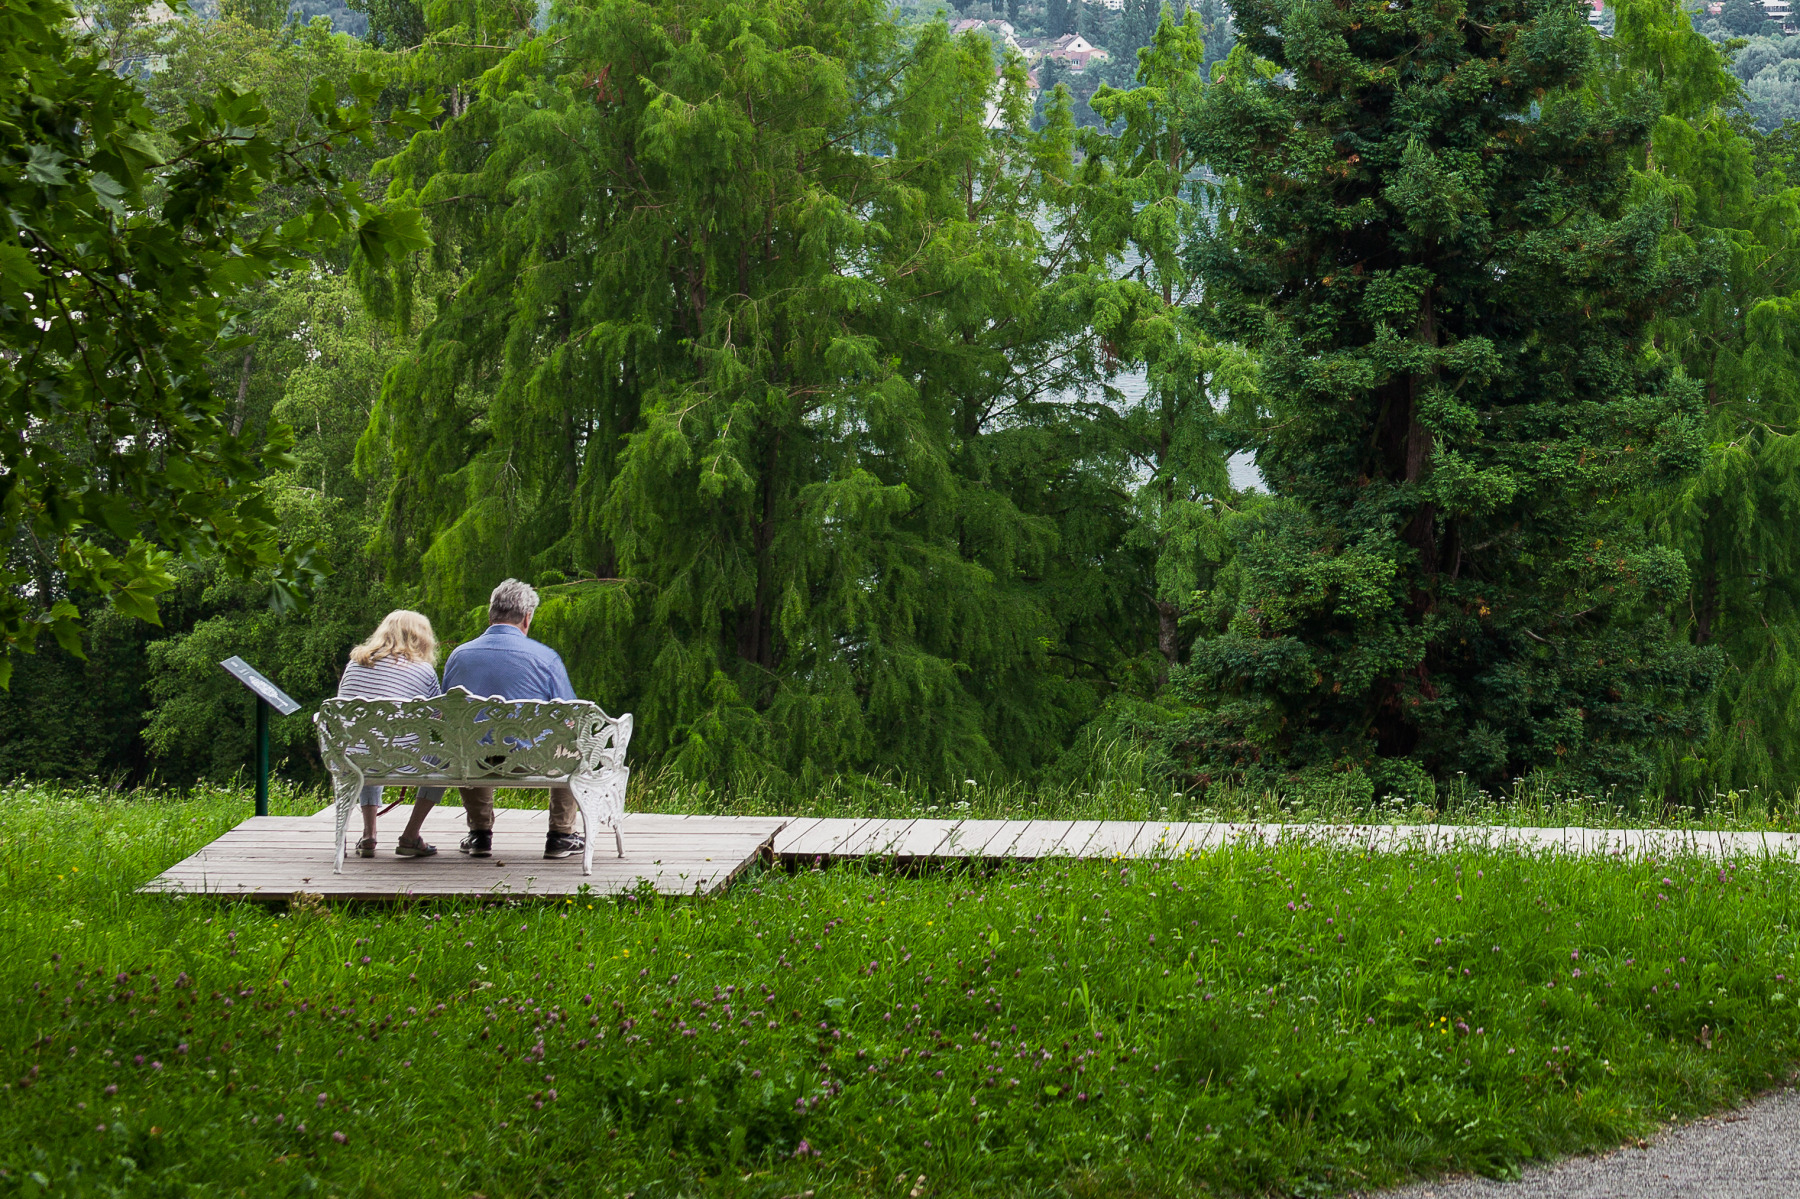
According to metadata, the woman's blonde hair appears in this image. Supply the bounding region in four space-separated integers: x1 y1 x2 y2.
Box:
349 610 437 667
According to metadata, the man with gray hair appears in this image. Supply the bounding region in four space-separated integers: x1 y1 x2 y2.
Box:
441 578 585 860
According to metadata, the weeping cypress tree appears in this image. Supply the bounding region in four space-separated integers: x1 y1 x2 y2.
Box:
1171 0 1721 795
1087 7 1257 682
364 0 1122 790
1612 0 1800 800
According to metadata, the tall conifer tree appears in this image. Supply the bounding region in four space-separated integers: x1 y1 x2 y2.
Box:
1172 0 1720 794
1611 0 1800 799
366 0 1123 789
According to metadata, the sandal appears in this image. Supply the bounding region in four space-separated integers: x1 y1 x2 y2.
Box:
356 837 376 858
395 836 438 858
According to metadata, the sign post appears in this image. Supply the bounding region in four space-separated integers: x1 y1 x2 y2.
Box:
218 657 302 816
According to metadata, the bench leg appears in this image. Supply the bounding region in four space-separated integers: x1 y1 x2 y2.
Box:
573 788 595 878
331 771 361 875
606 766 628 858
570 772 625 874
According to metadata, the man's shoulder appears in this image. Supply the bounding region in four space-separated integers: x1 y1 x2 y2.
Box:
523 635 566 662
448 630 506 656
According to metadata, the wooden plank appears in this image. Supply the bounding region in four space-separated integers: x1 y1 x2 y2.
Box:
770 817 827 855
1135 822 1189 857
1079 821 1147 860
935 820 1009 858
1165 822 1218 856
151 856 748 877
982 821 1050 858
1183 822 1233 853
781 818 870 858
147 863 748 895
788 818 866 857
151 858 733 876
619 815 784 832
167 833 769 857
147 876 740 899
1044 820 1104 858
836 819 917 857
1003 820 1076 861
889 820 960 858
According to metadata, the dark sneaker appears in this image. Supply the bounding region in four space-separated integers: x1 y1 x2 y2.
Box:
460 830 493 858
544 832 585 859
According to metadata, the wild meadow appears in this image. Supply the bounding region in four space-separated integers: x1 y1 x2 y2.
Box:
3 781 1800 1197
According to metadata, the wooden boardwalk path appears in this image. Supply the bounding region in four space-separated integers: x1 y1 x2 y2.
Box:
771 817 1800 863
140 807 1800 903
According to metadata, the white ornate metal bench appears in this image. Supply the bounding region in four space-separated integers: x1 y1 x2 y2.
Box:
314 687 632 876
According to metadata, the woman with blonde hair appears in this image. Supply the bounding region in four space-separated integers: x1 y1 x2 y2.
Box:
337 610 445 858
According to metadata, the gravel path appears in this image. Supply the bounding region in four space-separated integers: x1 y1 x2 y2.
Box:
1373 1088 1800 1198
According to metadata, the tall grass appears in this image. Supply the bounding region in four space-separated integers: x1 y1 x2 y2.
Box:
4 781 1800 1196
629 750 1800 833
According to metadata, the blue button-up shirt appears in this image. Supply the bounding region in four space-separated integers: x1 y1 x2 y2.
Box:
441 623 577 702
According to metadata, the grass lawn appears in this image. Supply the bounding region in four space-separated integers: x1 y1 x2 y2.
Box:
4 782 1800 1197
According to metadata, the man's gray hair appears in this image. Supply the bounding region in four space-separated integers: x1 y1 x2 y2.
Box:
488 578 540 626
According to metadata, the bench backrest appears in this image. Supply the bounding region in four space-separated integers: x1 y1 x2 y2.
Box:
314 687 631 787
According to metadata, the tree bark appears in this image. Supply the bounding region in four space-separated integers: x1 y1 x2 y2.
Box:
1156 599 1180 678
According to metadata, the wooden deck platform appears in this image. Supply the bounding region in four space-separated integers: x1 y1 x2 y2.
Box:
139 806 787 901
142 808 1800 904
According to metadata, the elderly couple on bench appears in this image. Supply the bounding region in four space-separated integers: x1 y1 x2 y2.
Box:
334 578 586 862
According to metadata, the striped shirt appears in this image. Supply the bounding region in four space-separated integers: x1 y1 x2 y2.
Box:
337 656 441 701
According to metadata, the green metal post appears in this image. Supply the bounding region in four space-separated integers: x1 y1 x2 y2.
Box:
255 699 270 817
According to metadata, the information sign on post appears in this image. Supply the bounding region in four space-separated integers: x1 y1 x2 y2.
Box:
219 656 301 817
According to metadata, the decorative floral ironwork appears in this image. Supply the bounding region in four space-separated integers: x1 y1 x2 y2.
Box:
314 687 632 875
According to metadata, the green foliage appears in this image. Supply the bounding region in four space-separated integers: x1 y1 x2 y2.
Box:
0 266 421 785
6 783 1800 1193
1171 0 1722 795
345 0 423 49
1684 5 1800 135
1612 0 1800 801
0 0 429 684
138 272 415 780
1086 7 1257 682
1743 55 1800 131
220 0 295 31
367 0 1164 792
16 0 1796 808
1721 0 1772 37
0 607 162 781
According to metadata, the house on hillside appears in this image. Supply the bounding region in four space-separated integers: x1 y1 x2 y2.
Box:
1041 33 1110 70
